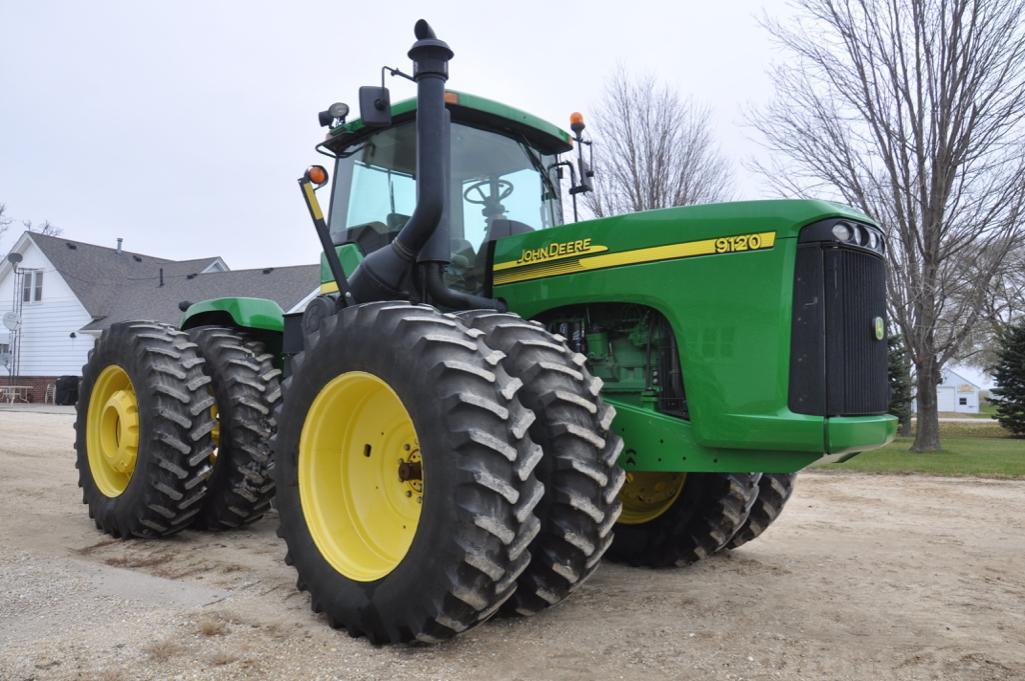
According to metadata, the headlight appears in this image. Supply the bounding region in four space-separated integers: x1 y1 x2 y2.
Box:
832 222 853 242
852 224 867 245
800 218 886 253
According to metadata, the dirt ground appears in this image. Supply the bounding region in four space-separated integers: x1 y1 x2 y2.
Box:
2 411 1023 681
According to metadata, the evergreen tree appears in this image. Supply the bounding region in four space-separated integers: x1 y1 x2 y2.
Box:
888 335 913 436
990 322 1025 437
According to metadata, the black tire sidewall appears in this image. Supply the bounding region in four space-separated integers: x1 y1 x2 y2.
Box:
610 472 757 565
187 326 278 529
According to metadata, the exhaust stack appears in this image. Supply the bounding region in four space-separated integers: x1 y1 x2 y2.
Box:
345 20 503 311
346 20 453 303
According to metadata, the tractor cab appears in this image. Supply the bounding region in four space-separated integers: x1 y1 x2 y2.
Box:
319 92 574 293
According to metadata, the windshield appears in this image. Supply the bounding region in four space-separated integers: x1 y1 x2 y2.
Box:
328 122 562 262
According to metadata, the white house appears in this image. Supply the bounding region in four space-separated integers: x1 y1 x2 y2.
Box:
2 237 91 380
1 231 317 402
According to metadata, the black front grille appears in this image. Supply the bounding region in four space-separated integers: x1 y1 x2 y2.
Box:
789 242 889 416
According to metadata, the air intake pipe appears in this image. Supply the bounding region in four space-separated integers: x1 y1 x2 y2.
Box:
346 20 503 310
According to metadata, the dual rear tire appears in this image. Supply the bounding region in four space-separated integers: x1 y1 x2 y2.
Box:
186 326 281 529
75 323 216 537
75 323 280 536
726 473 798 549
607 470 799 566
607 472 761 566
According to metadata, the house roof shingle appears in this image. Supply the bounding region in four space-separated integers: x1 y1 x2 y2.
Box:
78 264 319 331
29 233 317 332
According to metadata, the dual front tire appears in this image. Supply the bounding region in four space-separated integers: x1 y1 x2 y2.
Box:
455 311 625 616
273 303 547 643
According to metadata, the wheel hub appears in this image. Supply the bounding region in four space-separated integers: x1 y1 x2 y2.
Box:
86 364 140 497
100 389 140 473
299 371 424 582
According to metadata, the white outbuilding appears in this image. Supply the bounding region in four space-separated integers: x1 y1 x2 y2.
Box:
932 367 982 414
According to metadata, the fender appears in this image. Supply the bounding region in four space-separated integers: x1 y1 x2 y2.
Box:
180 297 285 333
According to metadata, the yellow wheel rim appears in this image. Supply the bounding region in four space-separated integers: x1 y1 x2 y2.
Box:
85 365 140 497
617 471 687 524
299 371 423 582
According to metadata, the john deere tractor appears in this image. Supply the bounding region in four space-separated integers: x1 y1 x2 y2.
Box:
74 20 896 644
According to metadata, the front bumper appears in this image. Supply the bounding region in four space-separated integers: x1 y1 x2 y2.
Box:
608 398 897 474
824 414 897 458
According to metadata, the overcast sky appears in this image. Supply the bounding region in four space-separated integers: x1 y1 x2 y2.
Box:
1 0 795 269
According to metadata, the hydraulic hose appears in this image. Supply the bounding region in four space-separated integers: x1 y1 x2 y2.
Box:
425 263 507 312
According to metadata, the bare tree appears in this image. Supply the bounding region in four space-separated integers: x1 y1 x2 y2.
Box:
982 244 1025 343
21 219 62 237
0 204 10 248
0 205 63 253
751 0 1025 451
956 243 1025 367
585 68 732 218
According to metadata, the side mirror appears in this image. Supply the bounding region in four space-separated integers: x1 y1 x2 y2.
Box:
577 157 594 193
359 86 392 127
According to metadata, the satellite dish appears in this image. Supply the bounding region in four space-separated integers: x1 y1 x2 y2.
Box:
2 311 20 331
5 252 23 266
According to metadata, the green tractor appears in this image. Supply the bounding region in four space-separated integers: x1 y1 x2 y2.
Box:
74 20 895 644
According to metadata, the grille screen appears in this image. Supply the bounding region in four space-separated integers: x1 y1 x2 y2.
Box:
789 244 889 416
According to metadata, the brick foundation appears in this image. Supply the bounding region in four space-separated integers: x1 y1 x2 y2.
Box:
3 376 61 403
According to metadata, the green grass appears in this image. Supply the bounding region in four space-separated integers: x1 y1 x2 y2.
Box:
937 410 993 419
936 402 997 418
815 421 1025 479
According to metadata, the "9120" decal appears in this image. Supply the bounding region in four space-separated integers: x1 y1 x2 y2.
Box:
714 233 768 254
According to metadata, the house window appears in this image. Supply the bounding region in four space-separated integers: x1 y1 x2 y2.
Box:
21 270 43 303
959 397 968 406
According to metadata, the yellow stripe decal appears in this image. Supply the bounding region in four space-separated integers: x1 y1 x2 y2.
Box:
304 182 324 221
320 281 339 294
493 231 776 286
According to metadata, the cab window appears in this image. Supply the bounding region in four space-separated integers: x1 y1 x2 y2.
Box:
329 120 563 293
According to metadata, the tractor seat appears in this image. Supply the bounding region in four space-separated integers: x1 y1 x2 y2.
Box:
386 212 410 231
345 221 396 255
484 218 534 243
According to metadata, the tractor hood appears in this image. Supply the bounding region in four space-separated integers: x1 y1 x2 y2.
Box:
489 199 876 287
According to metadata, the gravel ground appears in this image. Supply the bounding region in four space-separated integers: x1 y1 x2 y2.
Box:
1 410 1024 681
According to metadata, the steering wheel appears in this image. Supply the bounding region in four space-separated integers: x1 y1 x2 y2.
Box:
463 178 514 206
